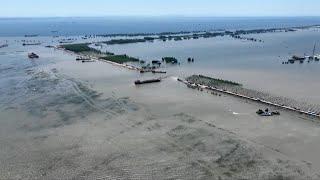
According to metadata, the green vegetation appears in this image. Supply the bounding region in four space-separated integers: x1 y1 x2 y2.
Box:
61 43 100 53
158 35 167 39
97 31 197 38
94 26 315 46
174 37 183 41
144 37 155 41
104 39 146 45
61 43 140 64
162 57 178 64
187 75 242 86
100 55 140 64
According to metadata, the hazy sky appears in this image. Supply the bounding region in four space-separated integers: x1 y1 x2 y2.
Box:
1 0 320 17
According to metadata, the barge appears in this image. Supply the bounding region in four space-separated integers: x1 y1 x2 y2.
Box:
134 79 161 85
152 70 166 74
23 43 41 46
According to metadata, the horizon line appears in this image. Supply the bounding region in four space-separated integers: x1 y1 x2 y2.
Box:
1 15 320 19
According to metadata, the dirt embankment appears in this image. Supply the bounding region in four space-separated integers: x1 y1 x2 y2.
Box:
186 75 320 116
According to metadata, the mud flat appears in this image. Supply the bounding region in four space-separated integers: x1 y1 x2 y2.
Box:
184 75 320 118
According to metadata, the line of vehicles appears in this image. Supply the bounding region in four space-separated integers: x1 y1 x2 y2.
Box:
256 108 280 117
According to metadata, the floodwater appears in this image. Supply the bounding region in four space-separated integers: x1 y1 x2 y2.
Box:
1 25 320 179
105 27 320 105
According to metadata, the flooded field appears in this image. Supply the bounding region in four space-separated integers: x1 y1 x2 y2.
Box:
1 27 320 179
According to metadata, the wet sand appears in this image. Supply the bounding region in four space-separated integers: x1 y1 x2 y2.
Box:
1 32 320 179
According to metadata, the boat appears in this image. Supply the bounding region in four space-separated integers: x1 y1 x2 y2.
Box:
287 55 306 63
45 45 55 48
0 44 8 48
152 70 166 74
311 43 317 60
81 60 95 63
140 70 152 73
305 43 318 60
291 55 305 61
152 60 161 65
288 59 295 64
187 57 195 62
134 79 161 85
76 56 91 61
28 52 39 59
23 43 41 46
311 43 320 61
24 34 39 37
59 38 76 44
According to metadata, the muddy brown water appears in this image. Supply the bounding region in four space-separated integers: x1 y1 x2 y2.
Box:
1 32 320 179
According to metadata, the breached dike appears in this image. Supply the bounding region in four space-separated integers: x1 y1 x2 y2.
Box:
58 44 142 71
96 57 141 71
59 43 169 73
178 75 320 118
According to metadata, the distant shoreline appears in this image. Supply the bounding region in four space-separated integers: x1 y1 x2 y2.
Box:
50 24 319 47
1 16 320 37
